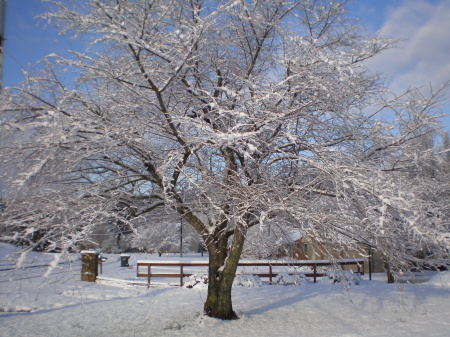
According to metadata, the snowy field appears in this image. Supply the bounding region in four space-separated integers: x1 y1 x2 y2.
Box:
1 243 450 337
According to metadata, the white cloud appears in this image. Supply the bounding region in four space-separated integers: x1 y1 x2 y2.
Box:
365 0 450 96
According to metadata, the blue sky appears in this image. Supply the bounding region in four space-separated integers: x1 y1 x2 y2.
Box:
2 0 450 129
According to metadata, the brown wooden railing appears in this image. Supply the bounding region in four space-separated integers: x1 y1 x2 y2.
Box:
136 258 365 286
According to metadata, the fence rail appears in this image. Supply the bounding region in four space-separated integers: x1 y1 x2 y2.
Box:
136 258 366 286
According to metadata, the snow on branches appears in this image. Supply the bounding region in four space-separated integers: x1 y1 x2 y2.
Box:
1 0 449 319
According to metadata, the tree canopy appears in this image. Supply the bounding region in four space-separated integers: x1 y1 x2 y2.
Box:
1 0 449 319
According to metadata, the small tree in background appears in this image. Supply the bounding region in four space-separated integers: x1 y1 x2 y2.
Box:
1 0 449 319
130 210 198 255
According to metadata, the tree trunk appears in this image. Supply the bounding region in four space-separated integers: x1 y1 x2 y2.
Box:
203 228 246 320
383 260 395 284
204 254 238 320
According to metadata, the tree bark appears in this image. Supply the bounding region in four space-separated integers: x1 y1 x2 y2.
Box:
383 260 395 284
204 253 238 320
203 227 246 320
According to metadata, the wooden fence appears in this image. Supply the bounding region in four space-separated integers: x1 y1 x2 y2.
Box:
136 258 365 286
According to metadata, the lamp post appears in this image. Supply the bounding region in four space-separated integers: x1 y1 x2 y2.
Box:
368 246 373 281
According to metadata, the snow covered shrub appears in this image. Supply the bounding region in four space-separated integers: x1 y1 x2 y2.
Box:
273 272 306 286
233 274 262 287
183 274 208 289
323 270 361 286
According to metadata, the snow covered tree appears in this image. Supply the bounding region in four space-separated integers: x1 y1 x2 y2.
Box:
1 0 449 319
130 210 197 255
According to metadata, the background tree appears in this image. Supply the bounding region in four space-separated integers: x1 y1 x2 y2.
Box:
130 209 198 255
0 0 449 319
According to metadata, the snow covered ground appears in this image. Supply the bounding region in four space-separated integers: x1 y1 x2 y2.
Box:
1 243 450 337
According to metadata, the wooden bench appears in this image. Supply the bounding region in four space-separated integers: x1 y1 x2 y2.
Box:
136 258 365 286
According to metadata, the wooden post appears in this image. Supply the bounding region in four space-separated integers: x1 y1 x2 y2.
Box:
81 250 99 282
98 255 103 275
147 265 151 287
180 265 184 286
313 264 317 283
269 265 273 284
